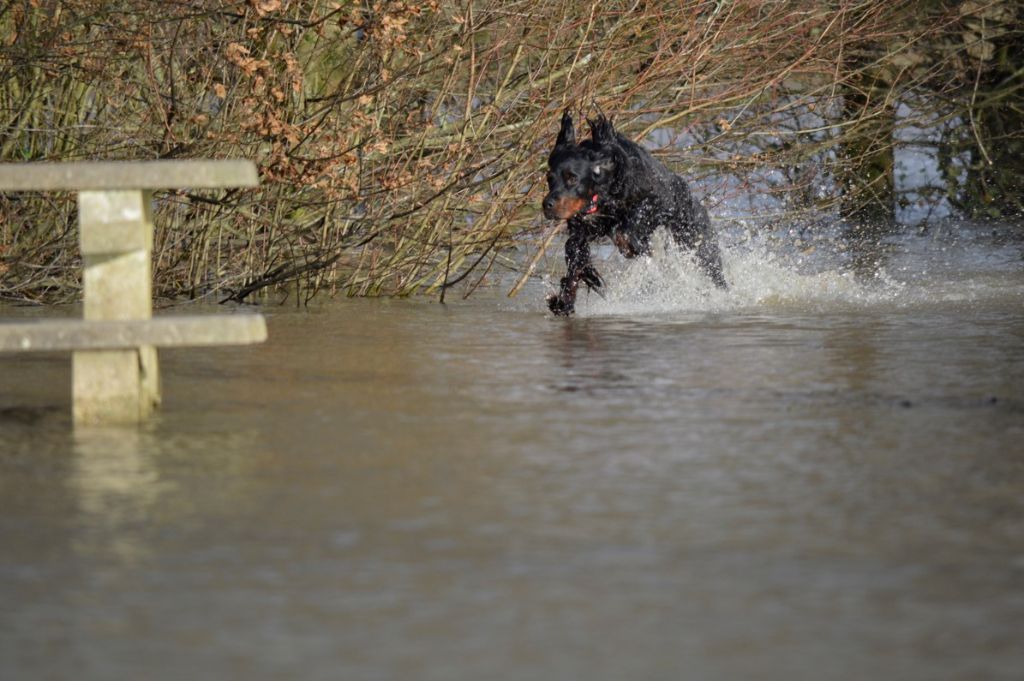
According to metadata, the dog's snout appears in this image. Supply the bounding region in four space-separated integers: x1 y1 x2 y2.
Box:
542 196 557 219
543 195 587 220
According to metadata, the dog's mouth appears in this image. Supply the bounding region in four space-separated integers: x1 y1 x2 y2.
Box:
543 194 600 220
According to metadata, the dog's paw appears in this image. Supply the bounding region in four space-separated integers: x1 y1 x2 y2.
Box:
580 265 604 292
546 293 575 316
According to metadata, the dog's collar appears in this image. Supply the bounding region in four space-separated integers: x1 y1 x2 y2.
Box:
582 194 599 215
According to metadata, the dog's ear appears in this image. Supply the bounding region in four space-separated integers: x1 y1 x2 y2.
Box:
555 110 576 147
587 114 616 144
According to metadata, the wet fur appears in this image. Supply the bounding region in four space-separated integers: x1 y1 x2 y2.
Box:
542 112 727 315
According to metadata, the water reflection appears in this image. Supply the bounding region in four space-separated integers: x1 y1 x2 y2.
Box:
71 428 163 563
549 319 639 394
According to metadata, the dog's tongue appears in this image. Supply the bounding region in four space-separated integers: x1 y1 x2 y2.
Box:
583 194 599 215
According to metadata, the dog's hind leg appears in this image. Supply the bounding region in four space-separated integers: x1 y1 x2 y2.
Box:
669 192 727 289
695 236 728 289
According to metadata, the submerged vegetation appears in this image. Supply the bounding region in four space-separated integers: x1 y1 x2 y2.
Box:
0 0 1021 303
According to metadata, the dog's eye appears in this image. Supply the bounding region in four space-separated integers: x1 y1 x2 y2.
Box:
562 171 577 186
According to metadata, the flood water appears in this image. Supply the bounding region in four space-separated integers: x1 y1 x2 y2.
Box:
2 225 1024 680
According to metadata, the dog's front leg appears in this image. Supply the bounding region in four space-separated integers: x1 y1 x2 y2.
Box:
548 229 594 316
612 230 646 258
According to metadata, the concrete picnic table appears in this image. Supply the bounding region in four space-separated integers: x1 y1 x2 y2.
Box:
0 160 267 425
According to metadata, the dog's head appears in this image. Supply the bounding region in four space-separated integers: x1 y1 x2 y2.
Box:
542 112 616 220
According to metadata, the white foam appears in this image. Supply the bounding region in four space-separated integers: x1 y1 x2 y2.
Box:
565 233 1023 317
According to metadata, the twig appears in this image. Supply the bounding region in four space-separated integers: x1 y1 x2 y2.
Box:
507 222 561 298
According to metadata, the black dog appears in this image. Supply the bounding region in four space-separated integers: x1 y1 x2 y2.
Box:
542 112 727 315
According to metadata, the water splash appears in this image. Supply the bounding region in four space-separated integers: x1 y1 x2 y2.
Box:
559 226 1024 317
573 247 883 316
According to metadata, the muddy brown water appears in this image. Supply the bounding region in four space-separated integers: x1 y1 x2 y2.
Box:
2 234 1023 680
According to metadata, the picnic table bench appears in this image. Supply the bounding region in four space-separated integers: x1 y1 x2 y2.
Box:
0 160 266 425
